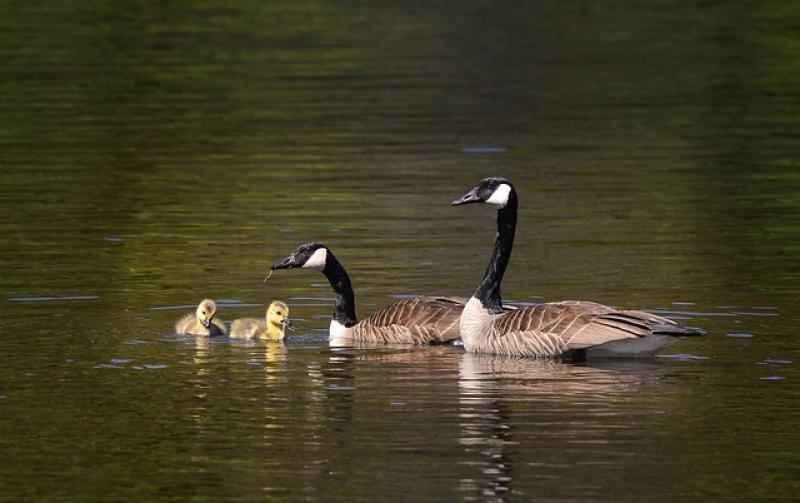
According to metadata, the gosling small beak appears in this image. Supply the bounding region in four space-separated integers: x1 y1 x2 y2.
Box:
202 318 211 328
282 318 295 332
451 187 482 206
271 255 297 270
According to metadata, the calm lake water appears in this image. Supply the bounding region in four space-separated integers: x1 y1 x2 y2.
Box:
2 1 799 501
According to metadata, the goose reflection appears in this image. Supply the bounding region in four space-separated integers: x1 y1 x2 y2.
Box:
458 353 659 501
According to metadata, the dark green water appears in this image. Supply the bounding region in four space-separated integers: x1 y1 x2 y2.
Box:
2 1 799 500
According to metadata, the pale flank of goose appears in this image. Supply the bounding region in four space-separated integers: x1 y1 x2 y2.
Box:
229 300 292 341
270 243 466 345
174 298 226 337
451 177 705 359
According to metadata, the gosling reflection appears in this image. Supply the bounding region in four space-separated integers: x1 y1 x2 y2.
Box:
458 354 655 501
186 327 218 434
185 327 292 457
191 333 213 377
226 338 290 384
260 340 289 384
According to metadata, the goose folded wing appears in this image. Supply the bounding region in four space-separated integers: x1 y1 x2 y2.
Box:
492 302 648 353
358 297 465 343
559 304 702 349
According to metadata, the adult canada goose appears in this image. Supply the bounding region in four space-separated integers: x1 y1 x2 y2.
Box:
229 300 293 340
452 177 705 358
175 298 226 337
270 243 466 345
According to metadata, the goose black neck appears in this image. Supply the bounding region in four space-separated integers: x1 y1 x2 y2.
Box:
321 253 358 327
475 195 517 314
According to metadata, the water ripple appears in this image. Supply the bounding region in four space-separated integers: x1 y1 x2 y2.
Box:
8 295 99 302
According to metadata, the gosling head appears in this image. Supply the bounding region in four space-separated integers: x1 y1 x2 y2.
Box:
451 177 516 209
271 243 329 272
195 299 217 328
267 300 292 333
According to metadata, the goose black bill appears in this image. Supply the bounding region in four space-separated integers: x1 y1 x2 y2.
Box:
271 255 298 270
451 187 481 206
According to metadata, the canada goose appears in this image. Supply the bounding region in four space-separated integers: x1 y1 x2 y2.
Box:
270 243 466 345
229 300 293 340
452 177 705 358
175 298 226 337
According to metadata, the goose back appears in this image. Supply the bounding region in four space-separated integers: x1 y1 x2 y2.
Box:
229 318 266 339
341 296 466 345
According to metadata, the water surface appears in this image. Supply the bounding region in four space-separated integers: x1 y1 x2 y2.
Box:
2 1 799 501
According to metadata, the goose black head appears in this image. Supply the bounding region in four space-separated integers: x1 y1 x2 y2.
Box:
451 177 515 209
271 243 329 271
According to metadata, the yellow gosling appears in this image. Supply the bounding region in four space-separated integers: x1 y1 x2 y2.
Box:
175 299 226 337
229 300 291 341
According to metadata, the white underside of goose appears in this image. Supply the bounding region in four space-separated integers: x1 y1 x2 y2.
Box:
586 334 678 358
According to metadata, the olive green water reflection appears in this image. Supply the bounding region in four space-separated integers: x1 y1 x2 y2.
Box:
2 1 800 501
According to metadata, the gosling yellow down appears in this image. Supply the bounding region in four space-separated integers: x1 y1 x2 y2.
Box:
229 300 292 341
175 299 227 337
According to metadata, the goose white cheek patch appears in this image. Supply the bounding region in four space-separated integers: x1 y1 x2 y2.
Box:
485 184 511 208
302 247 328 270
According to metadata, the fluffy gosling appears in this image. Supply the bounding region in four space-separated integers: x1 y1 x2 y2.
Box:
175 298 226 337
229 300 292 341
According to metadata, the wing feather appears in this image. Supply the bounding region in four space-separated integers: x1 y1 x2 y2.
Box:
351 297 466 345
476 301 703 357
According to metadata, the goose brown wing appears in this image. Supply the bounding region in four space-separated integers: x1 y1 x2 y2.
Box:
613 308 706 336
487 302 618 355
490 301 701 356
355 296 465 344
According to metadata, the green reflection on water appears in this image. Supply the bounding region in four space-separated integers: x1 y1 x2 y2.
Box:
2 1 800 501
